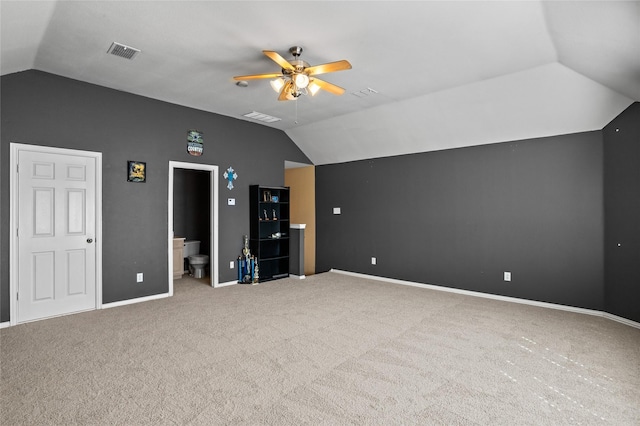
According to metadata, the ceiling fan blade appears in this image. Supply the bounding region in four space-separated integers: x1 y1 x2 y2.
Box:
311 78 346 95
306 60 352 76
263 50 295 71
278 80 294 101
233 73 283 80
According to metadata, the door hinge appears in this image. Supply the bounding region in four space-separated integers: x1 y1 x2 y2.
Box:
16 293 19 301
16 164 19 173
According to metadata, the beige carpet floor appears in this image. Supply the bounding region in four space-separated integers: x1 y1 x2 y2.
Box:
1 272 639 425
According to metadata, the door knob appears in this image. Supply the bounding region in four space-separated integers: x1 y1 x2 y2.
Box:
87 238 93 243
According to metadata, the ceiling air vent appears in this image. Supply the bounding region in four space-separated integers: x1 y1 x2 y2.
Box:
107 42 140 60
351 87 379 98
243 111 282 123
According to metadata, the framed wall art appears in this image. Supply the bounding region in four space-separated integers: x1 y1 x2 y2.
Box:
127 161 146 183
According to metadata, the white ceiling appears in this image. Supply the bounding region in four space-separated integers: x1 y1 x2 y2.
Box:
1 1 638 165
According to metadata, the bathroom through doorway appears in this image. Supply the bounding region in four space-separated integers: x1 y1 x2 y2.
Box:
168 161 219 295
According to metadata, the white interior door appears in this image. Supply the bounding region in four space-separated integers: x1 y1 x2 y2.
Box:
17 149 97 322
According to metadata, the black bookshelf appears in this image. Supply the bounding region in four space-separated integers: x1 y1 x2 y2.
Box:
249 185 290 281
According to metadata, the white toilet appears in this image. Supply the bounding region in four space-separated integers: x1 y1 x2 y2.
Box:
184 240 209 279
188 254 209 279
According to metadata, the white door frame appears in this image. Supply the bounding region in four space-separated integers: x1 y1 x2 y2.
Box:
9 143 103 326
168 161 219 294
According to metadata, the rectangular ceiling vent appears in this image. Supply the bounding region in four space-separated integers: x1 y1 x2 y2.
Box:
351 87 379 98
107 42 140 60
243 111 282 123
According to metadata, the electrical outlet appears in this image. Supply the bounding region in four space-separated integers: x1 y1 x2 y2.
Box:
371 257 377 265
230 261 235 269
504 271 511 282
136 273 143 283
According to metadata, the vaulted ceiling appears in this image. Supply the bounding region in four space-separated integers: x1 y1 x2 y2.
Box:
2 1 638 165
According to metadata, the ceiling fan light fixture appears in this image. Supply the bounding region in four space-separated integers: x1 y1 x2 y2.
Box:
308 81 321 96
270 77 285 93
294 73 309 89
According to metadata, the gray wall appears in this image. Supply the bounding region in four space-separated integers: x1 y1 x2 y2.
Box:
316 131 605 311
1 70 310 322
603 103 640 322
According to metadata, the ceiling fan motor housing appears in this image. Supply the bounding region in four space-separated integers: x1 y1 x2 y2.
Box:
283 59 309 75
289 46 304 57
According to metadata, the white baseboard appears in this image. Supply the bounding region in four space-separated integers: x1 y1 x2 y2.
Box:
602 312 640 329
330 269 640 330
0 321 11 329
216 280 237 288
290 274 306 280
101 292 169 309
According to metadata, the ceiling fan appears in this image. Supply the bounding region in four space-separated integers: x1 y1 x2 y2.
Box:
233 46 352 101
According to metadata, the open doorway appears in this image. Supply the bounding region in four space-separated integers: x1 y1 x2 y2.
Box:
284 161 316 276
168 161 219 295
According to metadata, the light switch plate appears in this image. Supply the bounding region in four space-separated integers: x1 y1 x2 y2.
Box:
228 198 235 206
333 207 341 215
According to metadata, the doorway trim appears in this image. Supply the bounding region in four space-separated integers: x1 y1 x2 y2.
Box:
168 161 219 294
9 143 103 326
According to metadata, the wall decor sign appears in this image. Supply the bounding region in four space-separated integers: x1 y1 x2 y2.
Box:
187 130 204 156
223 166 238 190
127 161 146 182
